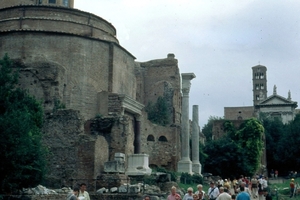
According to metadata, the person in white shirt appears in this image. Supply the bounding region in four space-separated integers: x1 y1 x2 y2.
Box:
78 183 90 200
195 184 205 200
216 187 231 200
183 187 194 200
236 182 251 197
208 181 220 200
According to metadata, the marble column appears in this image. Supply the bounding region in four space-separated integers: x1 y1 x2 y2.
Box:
192 105 202 174
177 73 196 173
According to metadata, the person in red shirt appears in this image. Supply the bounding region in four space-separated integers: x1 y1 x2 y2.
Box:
290 179 295 198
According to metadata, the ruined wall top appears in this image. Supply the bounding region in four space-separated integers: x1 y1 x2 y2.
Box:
0 0 74 9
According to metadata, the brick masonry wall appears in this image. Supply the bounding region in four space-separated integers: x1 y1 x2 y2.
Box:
0 5 117 42
0 32 111 119
42 109 84 188
141 113 181 170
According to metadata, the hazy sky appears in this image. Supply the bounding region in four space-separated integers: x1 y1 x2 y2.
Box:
75 0 300 128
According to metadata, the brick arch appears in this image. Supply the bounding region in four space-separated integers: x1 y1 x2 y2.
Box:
147 134 155 141
158 135 168 142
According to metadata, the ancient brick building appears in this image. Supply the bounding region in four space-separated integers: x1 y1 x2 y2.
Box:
0 0 183 187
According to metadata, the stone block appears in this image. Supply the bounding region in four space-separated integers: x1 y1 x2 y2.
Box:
118 185 128 193
125 154 152 176
97 187 106 194
110 187 118 193
104 160 125 173
114 152 125 162
129 185 140 194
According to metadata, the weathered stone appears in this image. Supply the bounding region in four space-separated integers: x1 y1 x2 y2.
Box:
129 185 140 194
96 187 107 194
104 160 125 173
118 185 128 193
110 187 118 193
0 0 184 190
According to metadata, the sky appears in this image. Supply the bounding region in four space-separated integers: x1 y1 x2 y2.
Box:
75 0 300 128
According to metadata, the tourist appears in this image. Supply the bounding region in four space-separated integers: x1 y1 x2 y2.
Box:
224 179 231 191
195 184 205 200
193 194 200 200
258 188 264 200
216 187 231 200
263 189 272 200
67 187 79 200
274 170 278 179
270 169 274 179
231 194 236 200
78 183 90 200
236 182 251 197
261 176 268 191
208 181 220 200
251 176 258 198
290 178 295 198
168 186 181 200
236 191 250 200
144 195 151 200
183 187 194 200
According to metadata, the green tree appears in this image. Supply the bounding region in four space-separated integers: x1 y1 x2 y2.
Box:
235 118 264 175
203 136 242 177
203 118 264 177
0 54 46 193
275 114 300 173
202 116 223 142
262 117 285 173
145 96 170 126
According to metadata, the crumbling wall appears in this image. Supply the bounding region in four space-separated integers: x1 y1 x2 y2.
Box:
141 113 181 170
139 54 181 125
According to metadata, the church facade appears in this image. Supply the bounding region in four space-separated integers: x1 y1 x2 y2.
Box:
224 65 298 124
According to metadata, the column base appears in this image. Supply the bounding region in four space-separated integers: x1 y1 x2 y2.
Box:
125 154 152 176
192 162 202 175
177 160 192 174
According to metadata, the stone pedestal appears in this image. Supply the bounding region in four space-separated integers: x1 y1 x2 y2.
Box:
125 154 152 176
104 152 126 173
177 73 196 173
192 105 201 174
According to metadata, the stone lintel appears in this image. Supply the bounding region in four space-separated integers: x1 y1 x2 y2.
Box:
119 94 144 116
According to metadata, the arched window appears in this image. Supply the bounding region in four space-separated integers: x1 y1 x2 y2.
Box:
158 136 168 142
147 135 155 142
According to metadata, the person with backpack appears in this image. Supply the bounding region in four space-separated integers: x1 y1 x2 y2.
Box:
207 181 220 200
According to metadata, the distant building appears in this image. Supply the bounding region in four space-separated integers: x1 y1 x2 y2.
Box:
224 65 298 124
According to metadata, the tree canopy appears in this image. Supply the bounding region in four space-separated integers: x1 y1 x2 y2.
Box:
263 114 300 175
145 96 170 126
203 118 264 177
0 54 46 193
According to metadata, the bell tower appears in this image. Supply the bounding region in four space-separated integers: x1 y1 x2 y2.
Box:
0 0 74 9
252 65 267 106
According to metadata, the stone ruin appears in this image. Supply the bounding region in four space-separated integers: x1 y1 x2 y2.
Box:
0 0 203 192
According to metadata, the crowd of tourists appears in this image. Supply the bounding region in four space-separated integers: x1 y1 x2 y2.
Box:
164 175 272 200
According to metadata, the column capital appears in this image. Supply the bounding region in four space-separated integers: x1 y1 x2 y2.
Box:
181 73 196 95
